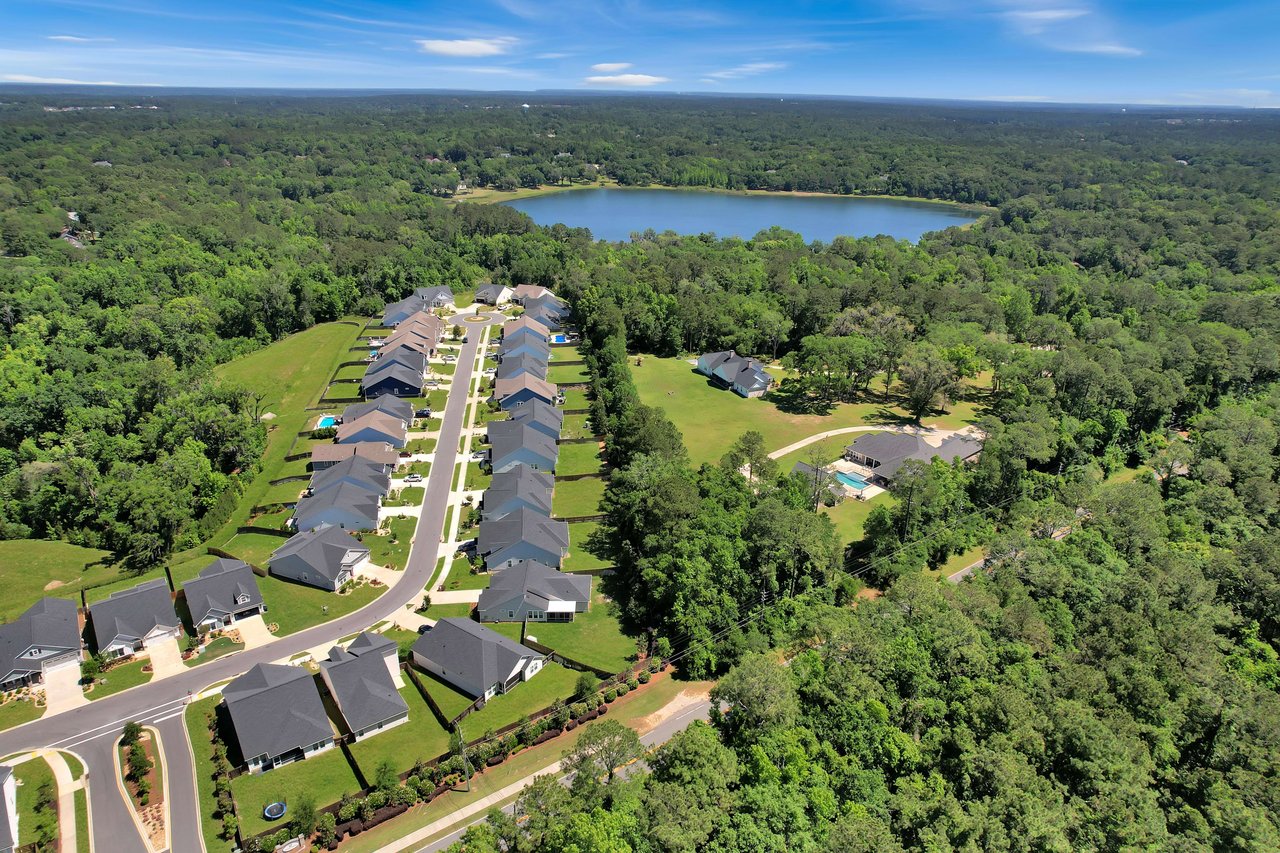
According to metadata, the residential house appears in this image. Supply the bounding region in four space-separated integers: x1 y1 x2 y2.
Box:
498 331 552 363
414 286 455 308
479 507 570 570
494 374 558 410
270 525 371 589
502 316 551 341
511 284 553 305
342 397 414 427
379 337 436 362
396 310 447 339
182 559 265 633
494 352 549 383
0 598 81 693
88 579 181 659
309 456 391 499
311 442 398 472
361 362 424 399
523 305 563 332
477 561 591 623
482 467 555 521
411 618 544 700
509 400 565 441
842 432 983 486
696 350 773 398
346 631 401 684
319 638 409 741
0 766 16 853
223 663 334 772
291 482 381 532
523 293 568 319
336 411 408 449
382 296 427 327
368 348 429 377
475 283 513 305
486 422 559 474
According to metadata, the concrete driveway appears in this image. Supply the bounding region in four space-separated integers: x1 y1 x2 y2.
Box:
236 614 275 649
43 662 88 715
145 636 185 680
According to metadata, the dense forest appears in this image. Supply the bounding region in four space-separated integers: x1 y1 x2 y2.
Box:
2 91 1279 848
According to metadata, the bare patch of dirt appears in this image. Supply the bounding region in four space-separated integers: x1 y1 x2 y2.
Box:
43 579 73 591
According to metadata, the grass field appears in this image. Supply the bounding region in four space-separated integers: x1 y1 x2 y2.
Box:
549 344 585 362
821 494 888 546
0 539 117 621
632 355 984 466
261 578 383 637
0 697 43 732
185 697 230 847
553 476 606 518
560 412 595 440
364 516 417 570
384 486 425 507
14 755 56 846
333 362 368 381
347 685 452 779
546 363 590 384
406 437 437 455
442 557 490 591
260 479 308 505
464 465 492 491
523 591 637 674
425 602 474 620
220 532 289 568
232 742 361 837
772 435 874 475
560 388 590 410
74 788 89 853
557 442 604 477
421 662 580 734
184 636 244 668
564 522 610 572
88 657 152 700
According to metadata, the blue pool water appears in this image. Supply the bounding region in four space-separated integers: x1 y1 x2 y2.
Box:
836 472 869 490
317 415 337 428
369 349 379 357
550 333 568 343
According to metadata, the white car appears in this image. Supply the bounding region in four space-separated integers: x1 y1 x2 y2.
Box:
404 473 423 483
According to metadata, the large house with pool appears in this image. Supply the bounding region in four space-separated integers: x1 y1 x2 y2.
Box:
842 431 983 488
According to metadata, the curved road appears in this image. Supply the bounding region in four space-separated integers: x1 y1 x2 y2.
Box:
0 314 498 852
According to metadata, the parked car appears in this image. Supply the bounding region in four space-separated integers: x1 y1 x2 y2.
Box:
470 451 486 461
416 408 431 418
404 473 423 483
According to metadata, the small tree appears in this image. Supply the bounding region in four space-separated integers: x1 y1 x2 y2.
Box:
315 812 337 847
574 670 597 700
452 325 464 340
373 759 398 792
290 794 318 838
121 721 143 747
80 654 102 683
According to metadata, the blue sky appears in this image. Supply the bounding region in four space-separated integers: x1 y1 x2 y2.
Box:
3 0 1278 106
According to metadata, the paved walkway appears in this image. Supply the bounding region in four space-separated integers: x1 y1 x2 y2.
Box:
236 614 274 649
43 749 82 853
767 423 978 461
43 662 88 715
146 636 185 679
430 589 483 604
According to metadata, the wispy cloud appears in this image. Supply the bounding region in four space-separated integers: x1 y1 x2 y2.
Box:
583 73 670 87
1065 42 1142 56
47 35 115 43
1001 8 1088 36
3 73 161 86
590 62 632 72
536 52 570 60
707 61 786 80
416 36 518 57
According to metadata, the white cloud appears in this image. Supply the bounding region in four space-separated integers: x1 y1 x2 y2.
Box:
1063 42 1142 56
47 35 114 43
590 62 632 72
536 52 570 60
707 61 786 80
700 78 720 84
3 74 161 86
1001 8 1087 35
415 36 517 57
583 73 670 87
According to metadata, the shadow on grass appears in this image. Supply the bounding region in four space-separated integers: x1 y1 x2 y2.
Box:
766 379 836 415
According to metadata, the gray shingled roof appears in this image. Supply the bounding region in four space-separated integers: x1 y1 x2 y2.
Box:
495 353 549 382
510 400 564 436
89 579 177 651
367 349 428 376
292 481 381 531
479 507 569 559
487 422 559 470
223 664 332 763
343 397 414 425
483 467 555 519
347 631 396 658
412 618 536 696
271 525 371 584
361 362 423 396
321 643 408 734
476 283 510 301
414 286 454 303
843 432 982 481
182 559 263 624
478 561 590 613
0 598 80 683
310 456 391 496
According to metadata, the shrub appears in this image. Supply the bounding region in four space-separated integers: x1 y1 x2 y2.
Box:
604 689 617 702
337 798 360 823
220 814 239 841
638 670 651 684
617 683 630 696
315 812 338 847
569 702 587 718
565 720 578 731
121 721 143 747
626 677 639 690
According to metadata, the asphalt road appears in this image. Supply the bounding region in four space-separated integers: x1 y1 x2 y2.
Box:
0 321 491 853
415 698 713 853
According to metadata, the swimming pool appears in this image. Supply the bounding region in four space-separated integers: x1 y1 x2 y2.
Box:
550 333 568 344
317 415 337 428
836 472 869 490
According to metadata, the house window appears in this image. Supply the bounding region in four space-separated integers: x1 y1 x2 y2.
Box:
508 611 515 619
235 594 250 605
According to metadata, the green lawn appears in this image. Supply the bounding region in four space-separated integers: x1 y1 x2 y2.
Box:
442 557 490 591
632 354 985 466
333 362 368 381
260 577 384 637
274 457 311 480
347 685 452 778
220 532 290 568
232 743 361 837
564 522 609 572
557 442 604 477
246 508 292 532
425 602 474 620
772 435 872 475
406 437 437 454
553 476 606 518
260 479 308 506
59 751 84 781
381 627 421 661
560 388 590 410
465 465 492 491
432 361 457 376
74 788 89 853
550 344 585 362
820 494 889 546
364 517 417 570
0 539 116 621
547 363 590 384
185 696 229 849
522 591 637 675
420 662 580 734
14 755 57 847
184 636 245 668
0 698 43 732
88 657 152 700
384 486 425 507
560 412 595 440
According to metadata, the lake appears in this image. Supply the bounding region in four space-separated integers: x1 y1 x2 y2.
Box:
504 187 980 243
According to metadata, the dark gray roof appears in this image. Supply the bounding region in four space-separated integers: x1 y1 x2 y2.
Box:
495 353 549 382
292 481 382 530
310 456 391 496
412 618 536 694
321 642 408 733
182 559 263 624
271 525 371 583
479 507 570 558
414 286 454 303
367 349 428 376
705 351 770 394
223 664 332 762
509 400 564 435
343 397 414 425
523 307 562 330
361 362 422 395
500 328 551 352
347 631 397 658
89 579 177 651
476 283 510 300
524 294 568 315
483 467 555 518
382 296 427 326
843 432 983 480
487 422 559 468
0 598 80 682
478 561 590 613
